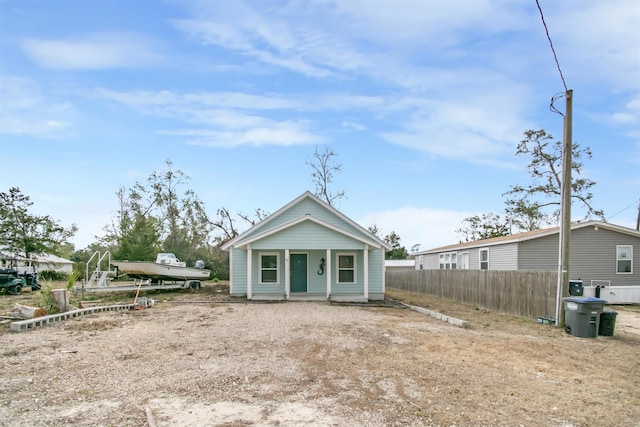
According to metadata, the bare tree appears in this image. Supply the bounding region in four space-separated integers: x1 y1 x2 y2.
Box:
504 129 604 222
307 145 346 207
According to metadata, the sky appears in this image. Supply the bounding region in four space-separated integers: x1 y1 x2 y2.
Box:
0 0 639 253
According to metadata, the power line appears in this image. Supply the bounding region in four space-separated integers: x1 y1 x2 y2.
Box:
535 0 568 92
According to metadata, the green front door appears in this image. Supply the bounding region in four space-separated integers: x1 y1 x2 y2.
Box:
290 254 308 293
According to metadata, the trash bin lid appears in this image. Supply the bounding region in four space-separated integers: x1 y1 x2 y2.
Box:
562 296 608 303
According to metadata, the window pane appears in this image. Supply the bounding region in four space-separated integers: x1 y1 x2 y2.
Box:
339 270 354 283
617 247 632 260
339 255 354 268
480 251 488 262
262 255 277 268
262 270 277 283
618 260 632 273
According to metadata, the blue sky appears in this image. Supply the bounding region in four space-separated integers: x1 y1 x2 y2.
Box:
1 0 639 252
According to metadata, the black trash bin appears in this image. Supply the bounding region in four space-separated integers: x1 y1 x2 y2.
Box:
569 280 584 296
599 311 617 336
563 297 607 338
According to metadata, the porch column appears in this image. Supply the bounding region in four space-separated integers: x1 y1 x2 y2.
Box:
381 249 386 294
247 245 252 299
326 249 331 298
228 247 234 295
285 249 290 299
364 245 369 299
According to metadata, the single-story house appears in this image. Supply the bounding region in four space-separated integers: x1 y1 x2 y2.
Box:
0 250 73 275
221 191 391 302
385 259 416 271
414 221 640 304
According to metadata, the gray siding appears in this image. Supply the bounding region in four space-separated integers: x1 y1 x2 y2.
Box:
567 226 640 287
517 226 640 287
517 234 558 271
489 243 518 270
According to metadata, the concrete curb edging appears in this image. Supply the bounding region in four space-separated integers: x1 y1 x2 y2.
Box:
396 301 469 328
10 304 134 332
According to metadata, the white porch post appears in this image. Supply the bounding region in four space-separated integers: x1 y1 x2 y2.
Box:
381 249 386 294
285 249 290 299
364 245 369 300
247 245 252 300
228 247 234 295
326 249 331 298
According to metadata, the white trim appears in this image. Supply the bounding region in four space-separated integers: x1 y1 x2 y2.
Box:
326 249 332 298
231 214 382 250
479 247 489 270
258 251 281 285
336 252 357 284
381 250 386 293
228 247 234 295
221 191 391 251
285 249 290 298
364 245 369 299
247 246 252 299
616 245 633 274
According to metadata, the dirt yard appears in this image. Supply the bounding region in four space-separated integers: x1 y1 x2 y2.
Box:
1 283 639 427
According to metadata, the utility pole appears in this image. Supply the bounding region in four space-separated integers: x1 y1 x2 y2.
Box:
555 89 573 327
636 199 640 231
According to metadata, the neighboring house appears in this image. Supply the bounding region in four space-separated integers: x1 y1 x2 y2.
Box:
385 259 416 272
221 191 391 302
0 250 73 275
414 221 640 304
34 253 74 274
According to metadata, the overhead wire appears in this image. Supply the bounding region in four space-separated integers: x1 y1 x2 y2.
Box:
535 0 568 92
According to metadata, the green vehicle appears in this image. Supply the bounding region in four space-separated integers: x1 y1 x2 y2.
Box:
0 268 27 295
0 256 40 295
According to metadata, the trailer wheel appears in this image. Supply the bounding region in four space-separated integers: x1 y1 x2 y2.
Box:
10 284 22 295
190 281 201 290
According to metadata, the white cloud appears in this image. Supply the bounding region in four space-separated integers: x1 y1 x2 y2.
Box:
358 206 473 251
160 121 323 148
0 75 75 137
552 0 640 89
21 32 163 70
341 121 366 131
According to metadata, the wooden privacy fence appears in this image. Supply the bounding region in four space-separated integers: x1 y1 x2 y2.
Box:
386 269 558 320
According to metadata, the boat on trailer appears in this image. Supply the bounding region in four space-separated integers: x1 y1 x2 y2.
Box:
82 252 210 292
111 253 210 282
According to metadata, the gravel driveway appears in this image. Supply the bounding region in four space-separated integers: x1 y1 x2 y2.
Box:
1 286 639 426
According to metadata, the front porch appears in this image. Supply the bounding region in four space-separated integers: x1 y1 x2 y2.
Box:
248 293 369 303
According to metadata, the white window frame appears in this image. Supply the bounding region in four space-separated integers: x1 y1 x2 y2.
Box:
336 252 357 284
616 245 633 274
259 252 280 284
479 248 489 270
438 252 457 270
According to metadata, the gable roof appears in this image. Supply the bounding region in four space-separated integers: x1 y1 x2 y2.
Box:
222 191 391 251
415 221 640 255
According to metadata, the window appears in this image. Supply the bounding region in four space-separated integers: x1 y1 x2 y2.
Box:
479 249 489 270
438 252 457 269
337 253 356 284
259 253 279 284
418 255 424 270
617 245 633 274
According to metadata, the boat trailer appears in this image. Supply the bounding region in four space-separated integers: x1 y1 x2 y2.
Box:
78 251 204 293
